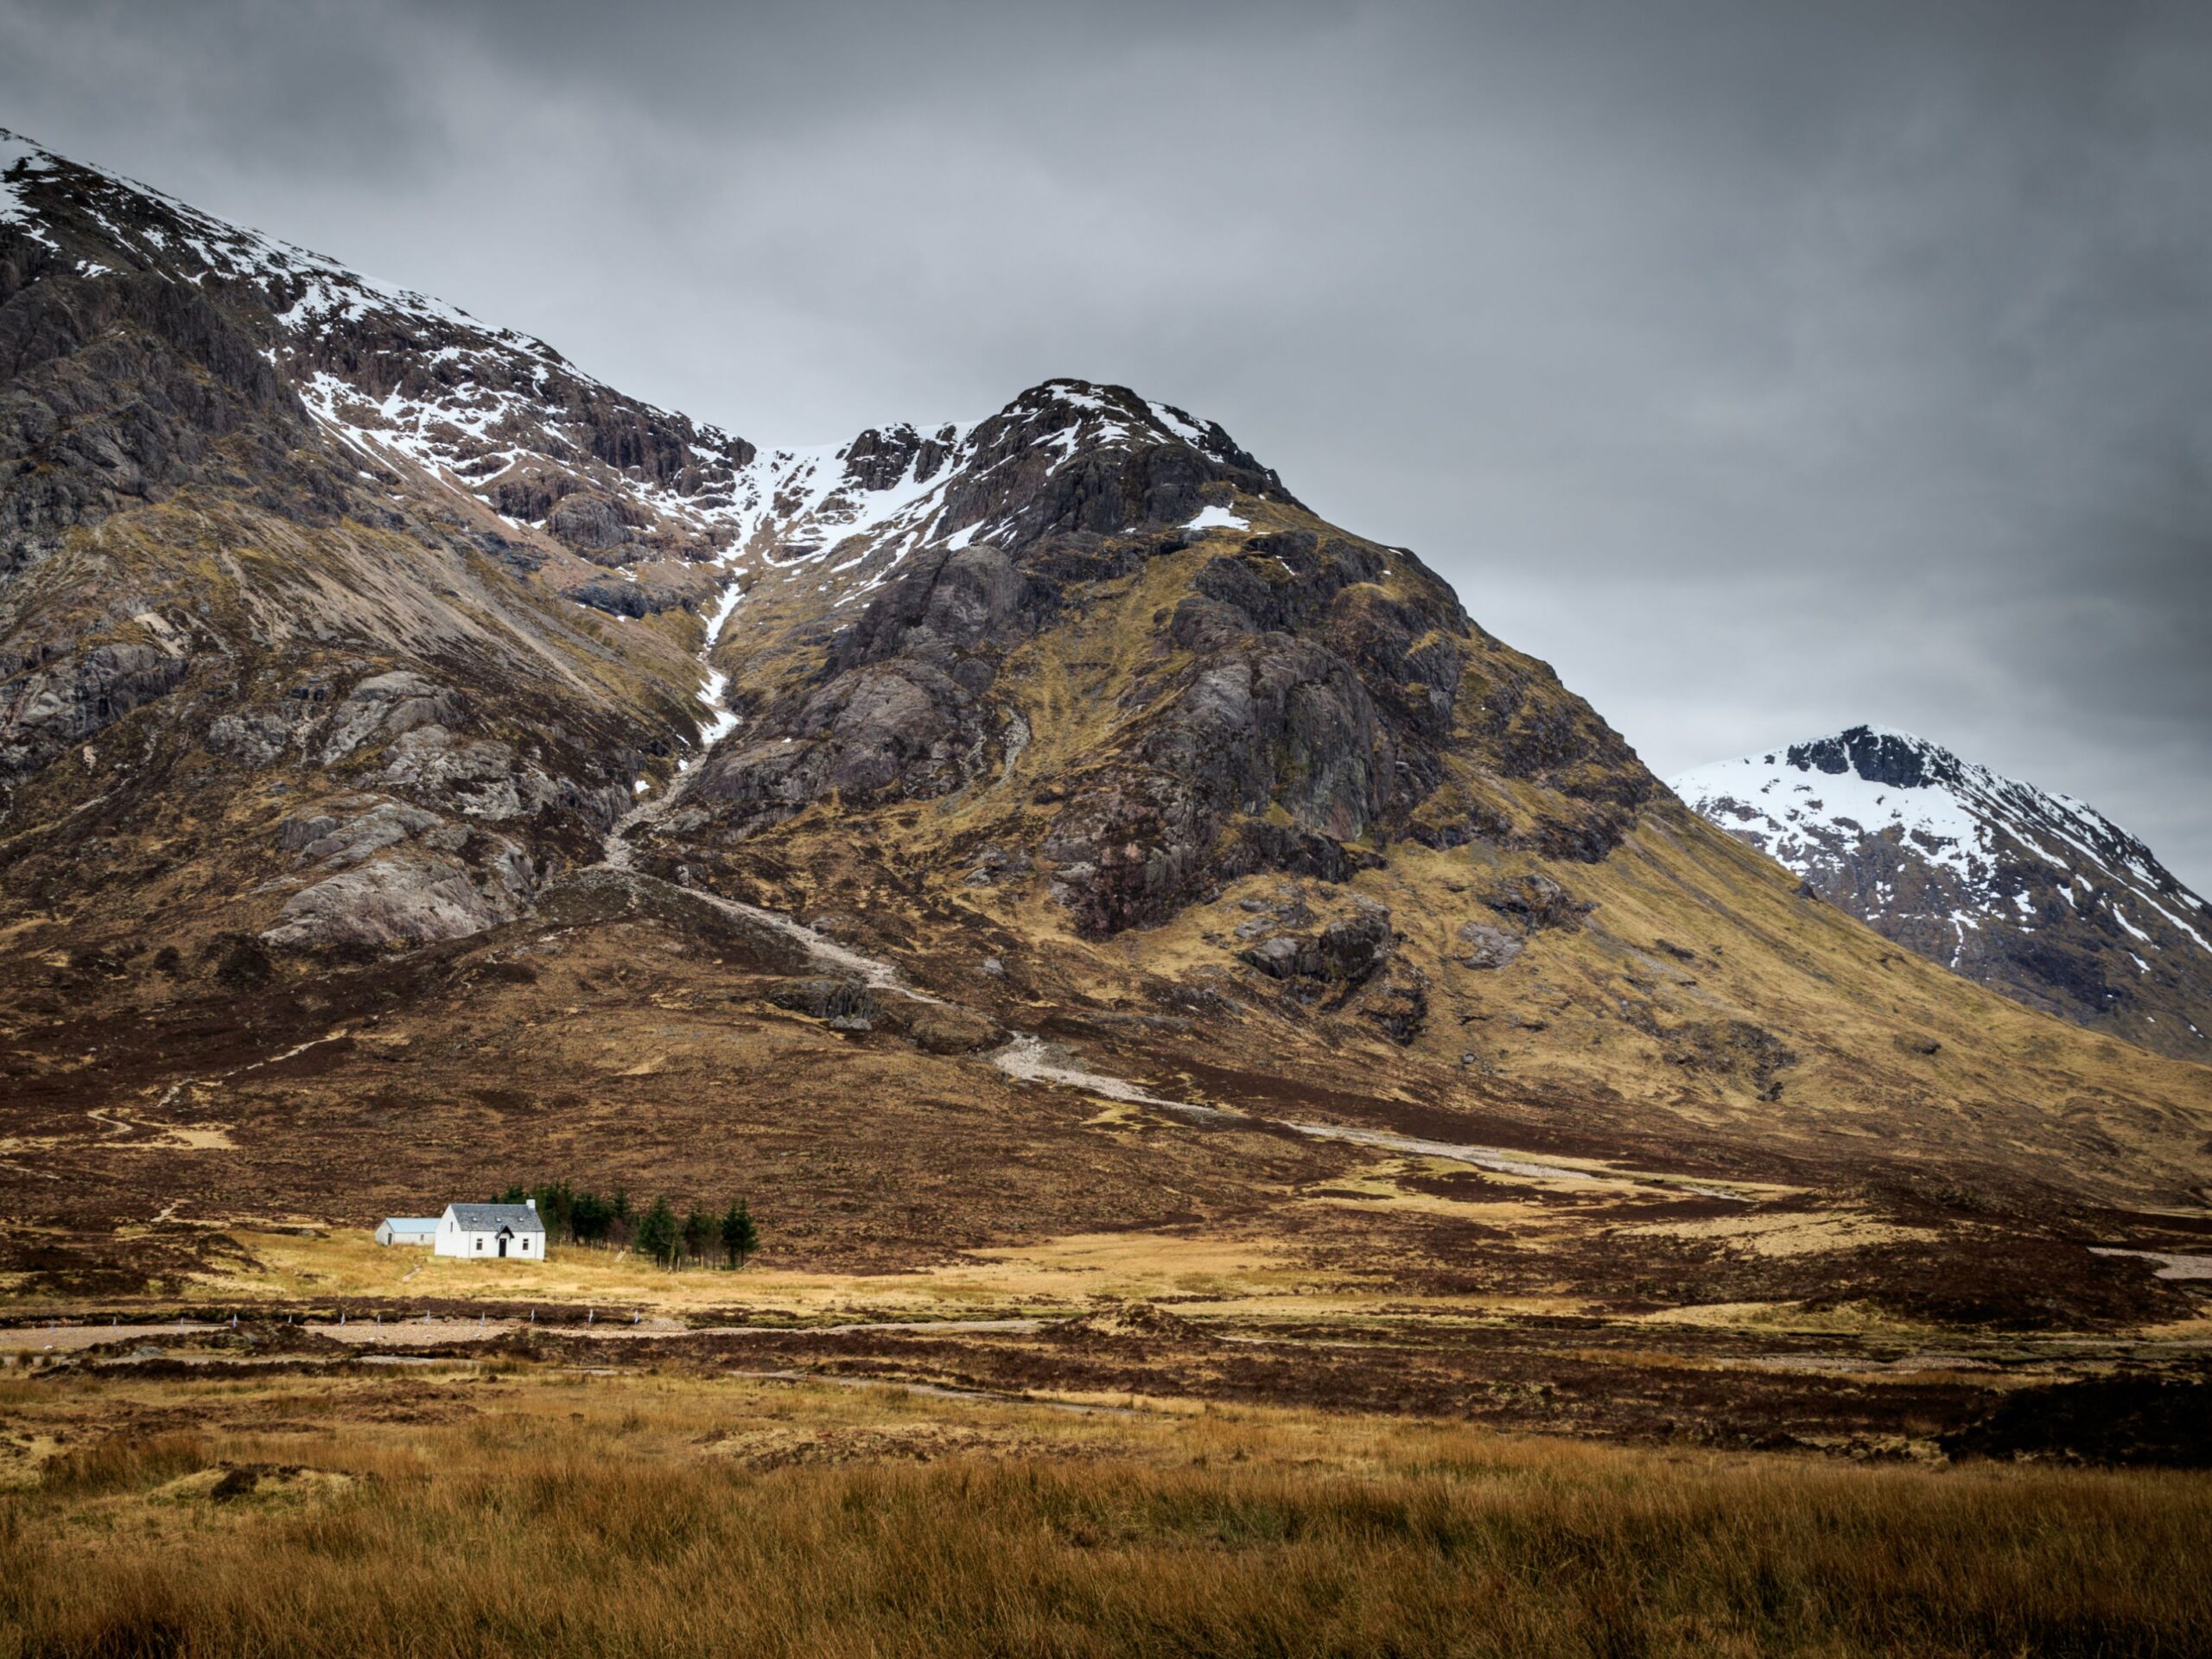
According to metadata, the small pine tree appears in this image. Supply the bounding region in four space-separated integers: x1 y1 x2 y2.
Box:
571 1189 613 1246
721 1199 759 1269
609 1187 634 1249
536 1179 575 1243
680 1207 715 1268
634 1197 679 1268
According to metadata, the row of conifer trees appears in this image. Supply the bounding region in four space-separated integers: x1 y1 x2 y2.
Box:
493 1182 760 1268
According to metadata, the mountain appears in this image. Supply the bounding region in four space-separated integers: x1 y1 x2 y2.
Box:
1671 727 2212 1060
4 130 2211 1330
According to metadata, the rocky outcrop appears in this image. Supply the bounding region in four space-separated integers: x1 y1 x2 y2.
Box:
320 671 465 765
1659 1018 1798 1103
564 575 689 619
530 870 812 972
261 854 526 950
1044 629 1399 933
757 976 1002 1051
766 976 880 1031
697 658 984 830
205 710 296 766
546 493 637 555
928 381 1293 553
1454 922 1524 969
1480 874 1594 931
277 798 453 868
254 791 537 951
0 639 189 773
1238 911 1393 986
1228 902 1424 1042
877 1000 1004 1054
0 238 313 571
694 537 1053 830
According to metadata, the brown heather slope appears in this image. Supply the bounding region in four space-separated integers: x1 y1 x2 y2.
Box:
2 136 2209 1344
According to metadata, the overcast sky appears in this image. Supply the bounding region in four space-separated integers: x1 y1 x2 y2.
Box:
4 0 2208 887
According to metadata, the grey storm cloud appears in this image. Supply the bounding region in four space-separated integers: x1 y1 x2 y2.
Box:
3 0 2208 885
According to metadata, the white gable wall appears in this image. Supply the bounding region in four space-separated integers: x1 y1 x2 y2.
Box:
432 1208 544 1260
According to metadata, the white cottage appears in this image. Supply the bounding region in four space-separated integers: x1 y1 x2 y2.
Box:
435 1200 547 1261
375 1217 440 1247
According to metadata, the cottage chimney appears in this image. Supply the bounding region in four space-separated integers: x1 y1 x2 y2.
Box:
525 1198 537 1211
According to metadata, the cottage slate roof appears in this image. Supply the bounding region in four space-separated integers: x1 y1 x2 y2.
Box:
446 1203 546 1233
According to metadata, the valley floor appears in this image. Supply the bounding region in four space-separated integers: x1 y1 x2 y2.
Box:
3 1357 2207 1658
3 1228 2209 1455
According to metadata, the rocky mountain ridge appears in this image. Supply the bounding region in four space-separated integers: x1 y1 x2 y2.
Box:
1672 726 2212 1059
0 125 1646 972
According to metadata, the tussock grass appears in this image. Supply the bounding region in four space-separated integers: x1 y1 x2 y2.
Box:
3 1370 2207 1656
30 1430 208 1498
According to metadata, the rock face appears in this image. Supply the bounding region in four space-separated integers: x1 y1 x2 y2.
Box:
1239 910 1393 986
1672 727 2212 1059
690 384 1656 938
0 128 724 950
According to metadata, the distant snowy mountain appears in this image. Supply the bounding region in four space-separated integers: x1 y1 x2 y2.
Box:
1671 727 2212 1059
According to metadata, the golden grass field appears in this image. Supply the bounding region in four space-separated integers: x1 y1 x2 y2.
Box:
4 1359 2210 1659
194 1227 1354 1324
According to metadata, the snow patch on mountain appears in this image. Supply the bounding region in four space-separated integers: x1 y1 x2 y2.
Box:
0 131 60 251
1186 504 1250 532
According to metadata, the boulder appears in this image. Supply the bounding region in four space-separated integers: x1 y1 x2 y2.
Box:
260 855 523 950
880 1001 1004 1054
1455 922 1524 969
1238 934 1315 981
766 976 880 1032
1238 910 1391 986
1480 874 1593 931
1317 912 1391 982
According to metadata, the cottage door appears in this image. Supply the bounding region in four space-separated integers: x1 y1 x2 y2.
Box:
498 1229 510 1258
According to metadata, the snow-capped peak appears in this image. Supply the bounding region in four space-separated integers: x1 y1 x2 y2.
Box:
1670 726 2174 897
1001 378 1259 472
1669 725 2210 1053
